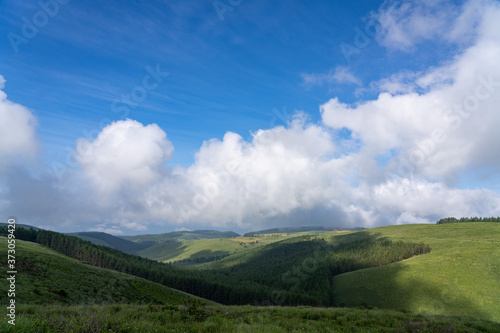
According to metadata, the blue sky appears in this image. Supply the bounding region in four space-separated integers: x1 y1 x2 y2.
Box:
1 0 446 166
1 0 500 235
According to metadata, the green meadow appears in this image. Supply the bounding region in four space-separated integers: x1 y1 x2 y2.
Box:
0 223 499 332
332 223 500 322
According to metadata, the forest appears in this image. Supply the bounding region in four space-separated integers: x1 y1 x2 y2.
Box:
1 226 430 307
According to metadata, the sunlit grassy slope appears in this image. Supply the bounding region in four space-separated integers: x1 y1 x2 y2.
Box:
0 237 205 306
125 230 240 245
331 223 500 322
138 231 339 264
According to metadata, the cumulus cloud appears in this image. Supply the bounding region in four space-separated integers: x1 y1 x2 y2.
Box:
1 0 500 233
0 76 38 165
322 1 500 182
76 119 174 194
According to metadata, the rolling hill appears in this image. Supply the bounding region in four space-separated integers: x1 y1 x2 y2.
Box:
243 226 362 236
67 231 150 254
139 222 499 322
137 230 353 264
0 236 206 306
1 223 499 332
137 233 298 264
124 229 240 246
331 223 500 322
0 222 38 230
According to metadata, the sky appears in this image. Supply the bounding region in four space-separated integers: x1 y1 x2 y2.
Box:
1 0 500 235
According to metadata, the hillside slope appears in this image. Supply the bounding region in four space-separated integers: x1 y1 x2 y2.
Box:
125 229 240 245
0 237 206 306
138 231 351 264
67 231 149 254
137 233 302 264
332 223 500 322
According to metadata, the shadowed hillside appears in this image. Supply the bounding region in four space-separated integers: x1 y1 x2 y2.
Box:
68 231 151 254
332 223 500 322
0 237 207 306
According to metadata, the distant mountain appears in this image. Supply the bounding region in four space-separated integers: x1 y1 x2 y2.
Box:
243 226 362 236
0 222 39 230
124 230 240 245
68 231 151 254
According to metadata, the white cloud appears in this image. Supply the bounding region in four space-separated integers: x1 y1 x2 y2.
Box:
76 119 174 194
0 76 38 165
2 0 500 233
302 66 361 87
90 224 124 235
372 0 486 51
323 1 500 183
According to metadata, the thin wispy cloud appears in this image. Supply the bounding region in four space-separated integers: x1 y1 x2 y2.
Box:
302 66 362 87
1 0 499 234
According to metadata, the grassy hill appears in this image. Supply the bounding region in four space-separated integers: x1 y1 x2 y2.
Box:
137 230 352 264
1 224 499 331
0 237 206 306
243 226 361 236
137 233 305 264
124 229 240 246
331 223 500 322
67 231 150 254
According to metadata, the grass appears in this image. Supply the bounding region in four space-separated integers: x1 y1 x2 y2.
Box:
0 237 204 306
1 223 498 331
1 303 499 332
332 223 500 322
138 231 335 264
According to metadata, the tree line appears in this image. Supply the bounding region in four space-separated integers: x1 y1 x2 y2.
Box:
437 217 500 224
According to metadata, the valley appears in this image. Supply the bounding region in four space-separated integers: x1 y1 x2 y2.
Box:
0 222 499 332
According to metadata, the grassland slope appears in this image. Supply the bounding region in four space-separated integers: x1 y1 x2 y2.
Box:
332 223 500 322
0 237 207 306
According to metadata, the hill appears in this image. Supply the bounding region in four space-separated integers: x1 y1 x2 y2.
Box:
2 226 431 308
0 222 38 230
137 230 356 265
124 229 240 245
137 233 302 264
243 226 361 236
332 223 500 322
0 237 206 306
67 231 150 254
3 223 498 324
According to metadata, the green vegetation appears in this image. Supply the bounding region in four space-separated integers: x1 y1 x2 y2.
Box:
67 231 151 254
1 222 498 331
2 303 498 332
138 233 302 264
437 216 500 224
124 230 240 246
1 226 430 308
0 223 38 231
243 226 356 236
0 237 202 306
333 223 500 322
